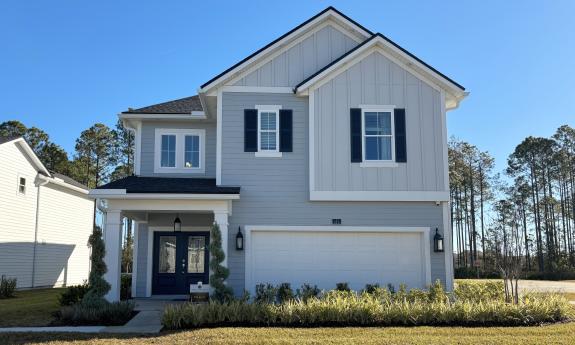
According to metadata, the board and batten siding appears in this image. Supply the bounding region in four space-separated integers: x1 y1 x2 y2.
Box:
0 142 40 288
220 92 447 295
314 51 446 192
233 24 359 87
139 120 217 178
35 183 93 287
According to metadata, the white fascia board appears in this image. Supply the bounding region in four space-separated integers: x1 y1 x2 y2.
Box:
37 174 89 194
198 10 371 94
221 86 294 94
295 36 466 103
310 190 449 202
118 113 207 120
89 190 240 200
13 139 50 176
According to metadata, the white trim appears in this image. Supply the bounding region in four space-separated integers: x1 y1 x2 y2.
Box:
132 221 139 298
295 38 467 107
310 190 449 202
10 138 50 176
199 11 370 93
135 121 142 175
153 128 206 174
216 88 223 185
360 105 396 164
119 112 207 120
35 174 89 194
221 86 293 94
255 104 282 156
89 191 240 200
359 162 398 168
308 90 315 193
244 225 432 293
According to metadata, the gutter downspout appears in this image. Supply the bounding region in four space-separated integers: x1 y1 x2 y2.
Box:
31 175 49 288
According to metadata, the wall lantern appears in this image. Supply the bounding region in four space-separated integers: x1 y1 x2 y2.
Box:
236 226 244 251
173 215 182 232
433 228 444 252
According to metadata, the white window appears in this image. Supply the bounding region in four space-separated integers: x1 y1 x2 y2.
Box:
18 176 26 194
255 105 282 157
361 105 397 168
154 128 205 173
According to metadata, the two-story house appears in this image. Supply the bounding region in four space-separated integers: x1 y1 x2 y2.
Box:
92 7 467 301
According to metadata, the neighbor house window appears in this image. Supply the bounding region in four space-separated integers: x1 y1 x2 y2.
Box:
362 106 395 162
255 105 282 157
154 129 205 173
18 177 26 194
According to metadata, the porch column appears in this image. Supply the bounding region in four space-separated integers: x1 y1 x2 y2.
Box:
103 210 122 302
213 211 229 267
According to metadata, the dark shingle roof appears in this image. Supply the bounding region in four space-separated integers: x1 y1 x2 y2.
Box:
51 172 89 190
121 95 202 114
0 135 21 145
96 176 240 194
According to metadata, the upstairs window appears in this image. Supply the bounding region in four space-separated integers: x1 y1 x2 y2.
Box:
161 134 176 167
154 129 205 173
362 106 395 163
255 105 282 157
18 176 26 194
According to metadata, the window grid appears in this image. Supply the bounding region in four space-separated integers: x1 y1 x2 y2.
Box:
160 134 176 167
18 177 26 194
259 111 278 151
184 135 200 168
362 109 394 162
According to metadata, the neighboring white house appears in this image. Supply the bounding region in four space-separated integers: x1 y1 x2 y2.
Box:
0 136 94 289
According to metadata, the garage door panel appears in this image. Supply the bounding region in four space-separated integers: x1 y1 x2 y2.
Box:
250 230 426 292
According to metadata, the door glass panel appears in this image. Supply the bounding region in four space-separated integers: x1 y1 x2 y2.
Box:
188 236 206 273
158 236 176 273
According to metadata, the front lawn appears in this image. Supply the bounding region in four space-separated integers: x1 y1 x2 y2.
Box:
2 323 575 345
0 288 64 327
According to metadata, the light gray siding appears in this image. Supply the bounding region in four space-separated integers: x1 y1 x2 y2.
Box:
221 92 446 295
314 51 445 192
139 120 217 178
233 24 359 87
134 223 149 298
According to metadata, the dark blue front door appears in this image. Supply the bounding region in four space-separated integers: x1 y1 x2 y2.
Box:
152 232 209 295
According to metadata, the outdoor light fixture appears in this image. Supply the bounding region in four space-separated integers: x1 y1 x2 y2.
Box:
236 226 244 251
434 228 444 252
173 215 182 232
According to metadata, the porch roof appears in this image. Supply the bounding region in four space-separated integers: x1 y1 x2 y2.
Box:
96 176 240 194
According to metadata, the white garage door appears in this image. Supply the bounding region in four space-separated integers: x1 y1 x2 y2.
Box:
247 229 429 292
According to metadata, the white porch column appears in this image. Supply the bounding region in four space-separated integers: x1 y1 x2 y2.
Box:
213 211 229 267
103 210 122 302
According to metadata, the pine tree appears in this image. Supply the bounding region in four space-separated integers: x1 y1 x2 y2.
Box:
209 223 234 302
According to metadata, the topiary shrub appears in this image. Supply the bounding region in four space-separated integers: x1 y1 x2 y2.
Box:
59 282 90 306
209 223 234 303
0 275 17 299
82 228 111 307
277 283 294 303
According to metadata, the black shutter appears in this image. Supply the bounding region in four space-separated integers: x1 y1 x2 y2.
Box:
350 108 362 162
279 109 293 152
394 108 407 163
244 109 258 152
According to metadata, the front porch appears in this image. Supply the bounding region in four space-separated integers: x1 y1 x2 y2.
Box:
91 177 240 302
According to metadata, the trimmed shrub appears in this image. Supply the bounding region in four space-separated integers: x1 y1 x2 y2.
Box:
59 282 90 306
209 223 234 303
121 273 131 300
0 275 17 299
277 283 294 303
363 283 380 294
255 283 277 304
335 282 350 292
296 284 320 302
454 267 501 279
58 300 135 326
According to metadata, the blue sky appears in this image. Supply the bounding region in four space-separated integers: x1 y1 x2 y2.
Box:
1 1 573 174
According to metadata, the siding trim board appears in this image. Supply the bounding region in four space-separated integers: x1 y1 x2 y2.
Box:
310 191 449 202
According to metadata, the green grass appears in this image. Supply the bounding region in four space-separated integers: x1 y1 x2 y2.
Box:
0 288 64 327
1 323 575 345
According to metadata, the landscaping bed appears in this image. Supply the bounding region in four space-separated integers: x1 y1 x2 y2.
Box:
163 281 574 329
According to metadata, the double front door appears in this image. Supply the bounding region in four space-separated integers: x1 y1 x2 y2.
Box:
152 231 209 295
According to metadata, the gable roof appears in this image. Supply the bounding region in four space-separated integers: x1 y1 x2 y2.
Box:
121 95 202 114
294 33 467 108
198 7 372 93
